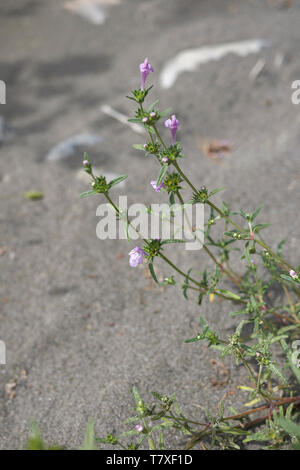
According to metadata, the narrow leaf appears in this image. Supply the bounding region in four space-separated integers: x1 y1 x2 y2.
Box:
80 190 98 198
80 421 97 450
109 174 128 189
156 164 169 186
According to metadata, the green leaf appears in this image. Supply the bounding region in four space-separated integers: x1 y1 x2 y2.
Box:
173 401 184 418
151 391 163 401
197 293 204 305
133 144 146 151
293 441 300 450
221 201 230 215
135 434 148 448
26 422 45 450
108 174 128 189
161 239 185 245
150 412 165 421
208 187 226 198
267 363 288 385
184 335 202 344
124 416 140 424
147 99 159 112
182 268 192 300
117 430 141 439
235 319 249 336
158 431 165 450
253 223 271 233
156 164 169 186
148 437 156 450
80 420 97 450
26 422 62 450
217 401 225 421
244 242 251 264
160 108 172 117
229 308 248 317
277 239 286 257
128 118 142 123
278 418 300 439
280 274 299 285
215 289 241 300
243 429 269 443
252 204 263 220
131 386 142 405
80 190 98 198
280 339 300 384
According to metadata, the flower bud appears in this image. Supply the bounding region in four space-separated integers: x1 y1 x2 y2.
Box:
165 114 180 144
139 58 154 91
135 424 143 433
290 270 298 280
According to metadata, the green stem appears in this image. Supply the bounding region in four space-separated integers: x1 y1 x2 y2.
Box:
256 237 296 271
240 356 271 402
104 193 120 215
176 190 241 287
256 364 263 393
207 201 242 232
172 160 296 272
105 189 243 303
172 160 198 193
140 104 155 146
166 412 207 427
240 356 257 384
148 435 156 450
158 252 203 289
142 119 296 298
153 124 167 150
104 193 147 243
159 252 245 303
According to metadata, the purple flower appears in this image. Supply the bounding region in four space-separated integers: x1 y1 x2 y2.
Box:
128 246 146 267
139 58 154 91
135 424 143 433
83 159 89 167
162 157 169 163
290 269 298 279
150 180 164 192
165 114 180 144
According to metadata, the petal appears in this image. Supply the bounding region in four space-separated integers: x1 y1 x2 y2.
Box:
129 258 138 267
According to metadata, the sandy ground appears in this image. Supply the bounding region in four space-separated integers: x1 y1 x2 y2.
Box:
0 0 300 449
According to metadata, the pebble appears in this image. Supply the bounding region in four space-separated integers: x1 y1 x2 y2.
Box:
160 39 269 89
45 134 103 162
64 0 120 25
